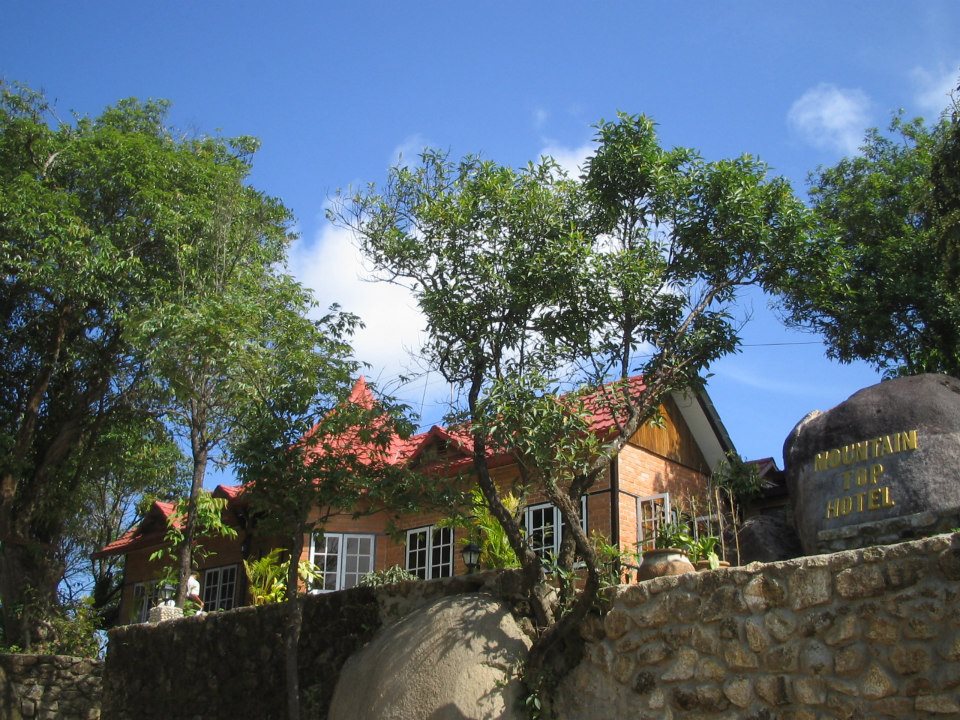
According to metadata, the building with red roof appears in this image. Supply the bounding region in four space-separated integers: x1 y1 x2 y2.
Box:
98 375 737 623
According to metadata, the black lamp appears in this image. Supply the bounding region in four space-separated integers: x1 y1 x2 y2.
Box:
160 583 175 605
461 543 481 574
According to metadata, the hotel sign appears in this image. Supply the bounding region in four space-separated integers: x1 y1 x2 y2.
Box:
815 430 917 520
784 375 960 554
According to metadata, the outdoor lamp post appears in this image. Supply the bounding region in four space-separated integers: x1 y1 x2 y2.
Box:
461 543 481 574
149 582 183 623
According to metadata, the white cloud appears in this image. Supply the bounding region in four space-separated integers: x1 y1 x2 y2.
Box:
538 140 595 178
287 222 427 384
787 84 872 155
390 133 430 168
911 63 959 118
533 107 549 130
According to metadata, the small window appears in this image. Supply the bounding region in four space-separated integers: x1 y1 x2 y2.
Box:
310 532 376 592
637 493 670 550
406 525 454 579
524 497 588 561
132 581 160 623
202 565 238 611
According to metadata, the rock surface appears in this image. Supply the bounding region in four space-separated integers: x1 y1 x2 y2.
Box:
328 593 530 720
738 513 802 564
784 374 960 554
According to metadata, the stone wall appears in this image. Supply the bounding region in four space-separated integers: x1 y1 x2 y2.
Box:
558 532 960 719
101 569 527 720
0 653 102 720
98 534 960 719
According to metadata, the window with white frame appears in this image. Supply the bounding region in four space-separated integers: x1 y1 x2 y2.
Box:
405 525 454 579
524 496 588 562
311 532 375 592
637 493 670 550
202 564 238 611
131 580 161 623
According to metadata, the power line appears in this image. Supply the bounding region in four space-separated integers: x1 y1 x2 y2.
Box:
740 341 822 347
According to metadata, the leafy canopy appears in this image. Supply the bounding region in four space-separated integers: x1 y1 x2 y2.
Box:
776 87 960 378
334 111 808 698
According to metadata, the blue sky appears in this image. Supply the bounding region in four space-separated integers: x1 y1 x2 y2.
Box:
4 2 959 472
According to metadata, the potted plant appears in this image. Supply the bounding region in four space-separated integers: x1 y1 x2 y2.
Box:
636 521 696 581
689 535 724 571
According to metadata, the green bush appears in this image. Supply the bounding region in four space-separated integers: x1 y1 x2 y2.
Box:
356 565 419 587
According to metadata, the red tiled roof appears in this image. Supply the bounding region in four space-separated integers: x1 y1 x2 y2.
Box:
94 486 249 559
92 500 177 558
95 374 651 557
335 375 649 470
215 484 243 500
581 375 648 437
362 375 648 473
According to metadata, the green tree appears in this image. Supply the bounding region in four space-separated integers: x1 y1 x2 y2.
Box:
130 131 300 608
233 312 431 720
59 412 187 627
0 82 288 647
776 84 960 377
333 112 806 702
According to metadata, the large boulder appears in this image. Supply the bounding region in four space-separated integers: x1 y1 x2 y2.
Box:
328 593 530 720
738 513 802 563
784 374 960 554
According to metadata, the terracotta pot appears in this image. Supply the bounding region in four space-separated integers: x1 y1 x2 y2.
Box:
695 560 731 572
637 547 695 581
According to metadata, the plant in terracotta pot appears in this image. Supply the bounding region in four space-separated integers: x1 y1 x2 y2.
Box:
636 522 696 581
689 535 722 570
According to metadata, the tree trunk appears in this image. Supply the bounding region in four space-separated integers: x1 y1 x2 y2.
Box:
525 484 601 687
284 531 305 720
0 538 63 650
176 407 208 608
466 375 551 628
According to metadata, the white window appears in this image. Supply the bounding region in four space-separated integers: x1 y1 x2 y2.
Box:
524 497 588 561
131 581 160 623
405 525 454 579
310 532 376 592
637 493 671 550
202 564 238 611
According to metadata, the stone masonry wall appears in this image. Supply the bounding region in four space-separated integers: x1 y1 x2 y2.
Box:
0 653 102 720
102 569 527 720
558 532 960 719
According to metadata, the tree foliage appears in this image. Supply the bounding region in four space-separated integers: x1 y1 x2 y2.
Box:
59 412 187 626
0 81 301 648
776 83 960 377
231 309 431 720
333 112 807 699
127 127 304 608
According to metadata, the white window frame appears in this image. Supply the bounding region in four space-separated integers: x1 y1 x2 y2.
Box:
524 496 588 561
310 532 376 592
202 564 238 611
132 580 160 623
405 525 454 580
637 493 671 550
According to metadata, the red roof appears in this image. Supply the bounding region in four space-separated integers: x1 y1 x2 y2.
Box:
94 485 246 558
92 500 176 558
581 375 648 437
95 375 651 557
313 375 650 475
